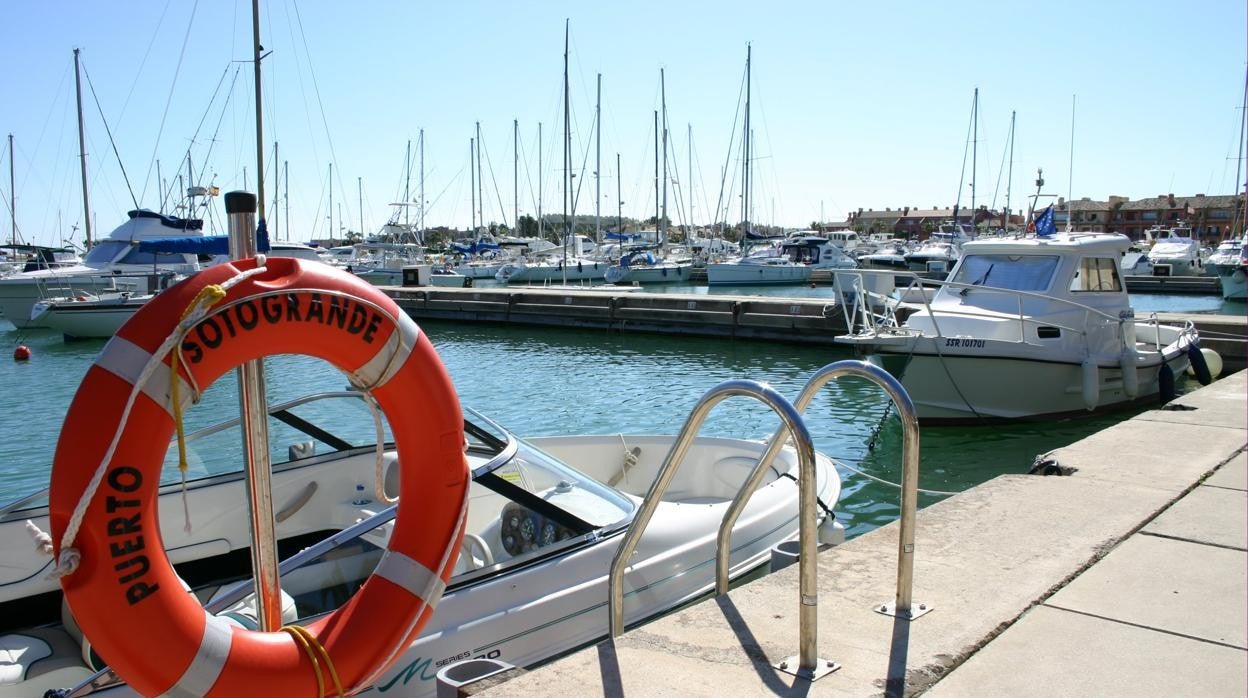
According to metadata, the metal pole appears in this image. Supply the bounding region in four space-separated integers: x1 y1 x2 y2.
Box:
224 190 280 632
358 176 363 240
73 48 92 247
514 119 519 237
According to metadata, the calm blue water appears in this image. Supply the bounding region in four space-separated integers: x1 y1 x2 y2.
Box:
0 287 1227 539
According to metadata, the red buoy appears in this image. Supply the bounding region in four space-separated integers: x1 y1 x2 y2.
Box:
13 345 32 361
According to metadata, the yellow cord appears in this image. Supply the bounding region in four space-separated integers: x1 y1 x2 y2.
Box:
281 624 345 697
171 284 226 477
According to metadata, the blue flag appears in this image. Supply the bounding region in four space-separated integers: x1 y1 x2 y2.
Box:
1034 205 1056 236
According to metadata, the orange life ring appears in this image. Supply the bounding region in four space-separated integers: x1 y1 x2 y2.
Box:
49 257 468 696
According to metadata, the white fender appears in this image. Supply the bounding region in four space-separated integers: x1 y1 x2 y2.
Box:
1119 348 1139 398
1081 357 1099 411
1186 347 1223 380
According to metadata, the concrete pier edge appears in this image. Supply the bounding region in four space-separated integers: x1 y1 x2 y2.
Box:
472 369 1246 697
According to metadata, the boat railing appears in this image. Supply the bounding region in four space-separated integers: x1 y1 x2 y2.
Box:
834 269 1136 353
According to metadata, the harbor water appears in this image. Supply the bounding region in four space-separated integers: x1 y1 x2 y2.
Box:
2 287 1230 540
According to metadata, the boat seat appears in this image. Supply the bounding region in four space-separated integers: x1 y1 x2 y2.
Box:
0 626 94 697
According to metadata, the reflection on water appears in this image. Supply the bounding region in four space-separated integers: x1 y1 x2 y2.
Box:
0 314 1192 539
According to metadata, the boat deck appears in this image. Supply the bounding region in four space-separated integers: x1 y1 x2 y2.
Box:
474 370 1247 696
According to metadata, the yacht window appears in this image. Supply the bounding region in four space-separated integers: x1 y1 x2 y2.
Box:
1069 257 1123 292
118 246 192 265
82 240 129 264
951 254 1059 291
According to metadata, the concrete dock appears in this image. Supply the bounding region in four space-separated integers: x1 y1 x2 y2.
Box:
475 369 1247 697
385 285 1248 372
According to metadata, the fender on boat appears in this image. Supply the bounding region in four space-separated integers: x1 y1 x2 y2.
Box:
1186 343 1213 386
1158 363 1176 403
1119 349 1139 399
1081 357 1099 411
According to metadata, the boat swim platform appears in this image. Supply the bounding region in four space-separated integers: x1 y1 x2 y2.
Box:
469 370 1246 697
381 286 1248 374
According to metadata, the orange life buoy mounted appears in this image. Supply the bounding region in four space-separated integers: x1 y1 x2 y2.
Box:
48 256 469 696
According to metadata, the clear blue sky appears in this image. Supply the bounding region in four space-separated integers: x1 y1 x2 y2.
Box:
2 0 1245 246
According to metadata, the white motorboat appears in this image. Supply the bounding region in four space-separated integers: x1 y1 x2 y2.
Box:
833 232 1203 423
1206 237 1244 268
0 390 842 697
1213 234 1248 300
780 235 858 272
0 210 204 328
1144 226 1203 276
30 289 156 341
706 244 812 286
1118 251 1155 277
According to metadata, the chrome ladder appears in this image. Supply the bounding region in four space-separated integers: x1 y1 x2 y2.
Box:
607 359 926 683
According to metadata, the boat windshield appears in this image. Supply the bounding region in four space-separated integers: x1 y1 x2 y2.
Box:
952 254 1059 292
206 409 634 622
82 240 128 265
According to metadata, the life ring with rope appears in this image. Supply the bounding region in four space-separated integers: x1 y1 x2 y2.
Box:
48 256 469 696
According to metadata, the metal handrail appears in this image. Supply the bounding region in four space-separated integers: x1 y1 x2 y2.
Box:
714 361 922 615
607 380 817 648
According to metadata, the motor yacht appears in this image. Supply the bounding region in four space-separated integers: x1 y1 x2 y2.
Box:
834 232 1201 423
0 211 203 328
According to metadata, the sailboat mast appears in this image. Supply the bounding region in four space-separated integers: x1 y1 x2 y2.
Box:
469 137 476 231
514 119 519 237
271 141 279 234
1067 94 1076 232
73 48 92 247
563 19 571 260
688 123 693 233
1006 110 1015 230
251 0 265 221
8 134 14 245
661 68 668 247
404 139 411 229
653 111 659 235
538 122 543 240
328 162 334 244
419 129 425 241
284 160 289 241
357 176 363 240
595 74 601 248
743 44 751 236
616 152 622 232
970 87 978 232
476 121 484 231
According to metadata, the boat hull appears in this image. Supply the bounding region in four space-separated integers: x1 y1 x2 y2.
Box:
1217 264 1248 300
862 342 1191 423
706 263 811 285
605 263 693 285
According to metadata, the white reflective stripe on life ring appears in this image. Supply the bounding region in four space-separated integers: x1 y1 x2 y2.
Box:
373 550 446 609
95 335 194 418
159 613 234 698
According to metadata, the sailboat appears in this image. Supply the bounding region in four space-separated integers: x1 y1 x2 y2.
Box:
498 24 607 286
606 70 693 285
707 46 810 286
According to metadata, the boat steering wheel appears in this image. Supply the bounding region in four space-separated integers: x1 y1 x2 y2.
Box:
461 532 495 570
